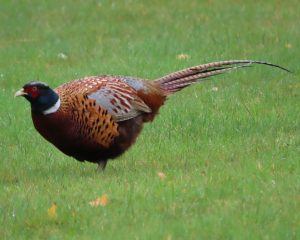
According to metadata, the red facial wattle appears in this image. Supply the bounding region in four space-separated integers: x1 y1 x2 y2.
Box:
25 87 39 98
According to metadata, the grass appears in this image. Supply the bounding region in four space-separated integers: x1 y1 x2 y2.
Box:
0 0 299 239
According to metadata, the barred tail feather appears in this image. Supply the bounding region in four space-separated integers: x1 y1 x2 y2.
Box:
155 60 290 94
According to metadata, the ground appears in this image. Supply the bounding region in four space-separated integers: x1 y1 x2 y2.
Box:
0 0 299 239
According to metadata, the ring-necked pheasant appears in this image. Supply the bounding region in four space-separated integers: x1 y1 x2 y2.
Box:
15 60 289 169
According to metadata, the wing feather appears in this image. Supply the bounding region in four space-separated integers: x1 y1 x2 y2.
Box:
87 78 151 122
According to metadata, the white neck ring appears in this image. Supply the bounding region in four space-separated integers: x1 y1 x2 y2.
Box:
42 98 61 115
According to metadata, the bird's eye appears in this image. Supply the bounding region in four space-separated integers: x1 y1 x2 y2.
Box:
32 86 38 91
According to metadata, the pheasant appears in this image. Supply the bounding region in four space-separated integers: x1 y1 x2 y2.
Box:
15 60 289 169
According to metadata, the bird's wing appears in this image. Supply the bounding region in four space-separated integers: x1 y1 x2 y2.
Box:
88 77 152 122
56 75 152 122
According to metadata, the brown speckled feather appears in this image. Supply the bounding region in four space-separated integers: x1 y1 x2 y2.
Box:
57 77 153 132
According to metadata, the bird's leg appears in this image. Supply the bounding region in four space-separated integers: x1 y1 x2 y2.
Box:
97 160 108 171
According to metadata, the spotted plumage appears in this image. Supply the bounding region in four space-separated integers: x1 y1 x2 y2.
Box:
15 60 289 169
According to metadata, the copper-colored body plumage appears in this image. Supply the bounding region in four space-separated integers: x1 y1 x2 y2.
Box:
32 76 166 168
17 60 289 169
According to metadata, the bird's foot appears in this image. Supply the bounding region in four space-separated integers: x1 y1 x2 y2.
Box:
97 161 107 171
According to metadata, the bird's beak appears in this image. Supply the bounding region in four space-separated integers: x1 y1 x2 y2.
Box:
14 88 27 97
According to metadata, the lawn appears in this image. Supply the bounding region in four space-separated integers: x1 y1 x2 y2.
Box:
0 0 299 239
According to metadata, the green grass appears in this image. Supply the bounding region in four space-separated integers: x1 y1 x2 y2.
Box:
0 0 299 239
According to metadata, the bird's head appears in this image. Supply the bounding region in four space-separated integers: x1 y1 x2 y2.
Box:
15 81 60 114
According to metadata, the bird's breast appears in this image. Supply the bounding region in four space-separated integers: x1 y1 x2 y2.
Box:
31 111 87 155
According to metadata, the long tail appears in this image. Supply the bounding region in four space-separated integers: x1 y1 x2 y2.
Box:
155 60 290 95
